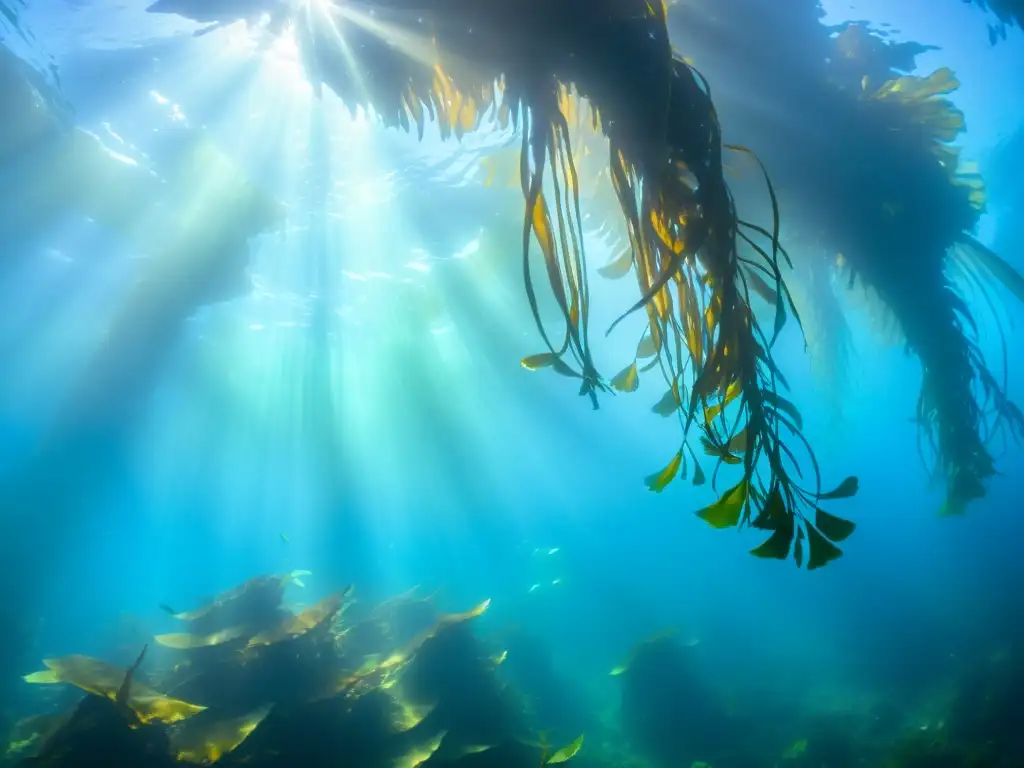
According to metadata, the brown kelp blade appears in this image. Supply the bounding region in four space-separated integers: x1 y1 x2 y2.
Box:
170 705 273 765
23 654 206 724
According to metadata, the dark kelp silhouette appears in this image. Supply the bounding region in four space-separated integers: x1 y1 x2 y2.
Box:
809 31 1024 515
668 4 1024 517
964 0 1024 43
10 575 586 767
144 0 858 567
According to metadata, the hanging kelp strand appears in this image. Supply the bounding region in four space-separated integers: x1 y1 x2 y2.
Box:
518 95 606 408
225 0 859 567
589 60 858 568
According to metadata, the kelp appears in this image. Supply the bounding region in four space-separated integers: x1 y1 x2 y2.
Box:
964 0 1024 41
12 576 529 767
839 65 1024 514
22 651 207 725
141 0 856 564
661 15 1023 515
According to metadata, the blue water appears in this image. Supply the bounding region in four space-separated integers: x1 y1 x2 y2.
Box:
2 0 1023 765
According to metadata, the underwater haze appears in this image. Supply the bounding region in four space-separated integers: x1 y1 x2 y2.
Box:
1 0 1023 765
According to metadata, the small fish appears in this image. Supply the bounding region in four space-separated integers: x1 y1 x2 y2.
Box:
528 584 541 594
279 532 290 544
551 578 563 586
159 603 178 616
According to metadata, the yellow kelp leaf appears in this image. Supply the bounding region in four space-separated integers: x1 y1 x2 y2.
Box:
247 593 343 648
819 476 859 500
393 730 448 768
22 669 60 684
636 330 660 359
531 190 556 258
132 693 207 725
652 388 679 417
521 352 557 370
172 705 272 766
806 524 843 570
597 247 633 279
696 479 747 529
521 353 577 378
547 733 584 764
645 449 682 492
39 655 196 723
155 626 246 650
704 380 741 424
610 362 639 393
814 509 856 542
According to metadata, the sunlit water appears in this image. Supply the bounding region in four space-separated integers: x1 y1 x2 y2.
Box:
1 0 1023 764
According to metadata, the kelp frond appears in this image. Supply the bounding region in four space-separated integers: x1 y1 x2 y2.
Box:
589 60 857 568
854 66 1024 512
287 0 857 566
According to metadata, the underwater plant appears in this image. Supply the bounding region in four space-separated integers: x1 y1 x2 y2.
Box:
816 48 1024 515
964 0 1024 42
668 5 1024 517
10 575 589 767
146 0 859 568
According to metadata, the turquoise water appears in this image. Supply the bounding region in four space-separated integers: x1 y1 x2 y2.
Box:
1 0 1023 765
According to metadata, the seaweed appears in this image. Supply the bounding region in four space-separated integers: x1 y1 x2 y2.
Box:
666 10 1024 516
9 576 582 767
275 0 857 565
831 64 1024 514
963 0 1024 42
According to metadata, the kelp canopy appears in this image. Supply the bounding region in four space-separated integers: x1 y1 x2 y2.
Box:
666 6 1024 515
965 0 1024 41
142 0 862 567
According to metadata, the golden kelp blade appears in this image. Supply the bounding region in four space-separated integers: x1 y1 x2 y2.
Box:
22 670 60 684
696 480 748 529
610 362 639 392
644 449 682 492
377 598 492 672
155 626 247 650
246 592 344 648
171 705 272 766
391 697 435 733
28 654 205 724
394 730 447 768
131 692 207 725
521 352 578 378
547 733 584 764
